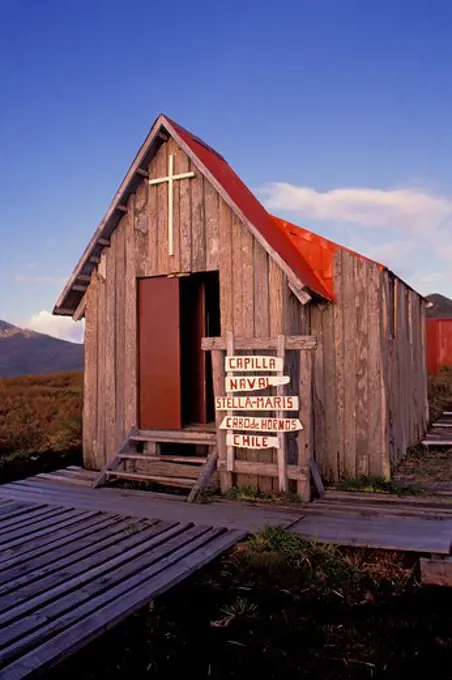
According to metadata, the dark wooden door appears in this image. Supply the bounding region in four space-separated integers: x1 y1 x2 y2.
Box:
138 277 181 430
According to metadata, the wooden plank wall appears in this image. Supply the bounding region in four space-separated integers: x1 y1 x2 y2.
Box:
311 251 428 483
381 272 428 470
82 137 309 479
218 198 309 491
311 250 385 480
83 208 132 470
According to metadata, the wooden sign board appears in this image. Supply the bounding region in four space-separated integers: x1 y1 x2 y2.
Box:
220 416 303 432
216 396 299 411
226 433 279 449
225 355 283 372
225 375 289 392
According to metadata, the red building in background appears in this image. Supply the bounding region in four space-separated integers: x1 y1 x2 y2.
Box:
426 319 452 374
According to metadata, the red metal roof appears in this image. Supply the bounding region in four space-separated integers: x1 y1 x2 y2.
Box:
272 216 384 300
166 117 332 301
167 117 388 302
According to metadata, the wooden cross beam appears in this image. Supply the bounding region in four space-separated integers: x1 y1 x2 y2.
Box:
149 153 195 257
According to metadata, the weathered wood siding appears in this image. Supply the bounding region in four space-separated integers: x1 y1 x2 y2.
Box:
381 272 428 470
311 250 427 482
83 137 308 478
83 207 132 470
311 250 386 480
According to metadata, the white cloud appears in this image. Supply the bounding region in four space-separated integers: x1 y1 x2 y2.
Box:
259 184 452 236
26 311 85 343
409 272 452 295
258 182 452 296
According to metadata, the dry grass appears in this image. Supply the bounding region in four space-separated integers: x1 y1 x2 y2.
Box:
0 371 83 479
338 474 426 495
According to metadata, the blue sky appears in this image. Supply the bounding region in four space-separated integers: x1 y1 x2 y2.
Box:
1 0 451 341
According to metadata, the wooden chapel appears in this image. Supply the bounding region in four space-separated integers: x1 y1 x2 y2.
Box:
54 114 429 501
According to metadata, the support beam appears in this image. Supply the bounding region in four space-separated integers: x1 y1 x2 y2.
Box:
90 256 100 264
310 459 325 497
53 307 76 316
116 205 128 213
288 281 311 306
72 284 88 292
73 295 87 322
298 349 313 502
276 334 287 493
202 336 317 351
136 168 149 178
97 238 110 247
226 332 235 475
76 274 92 282
211 349 232 491
187 447 219 503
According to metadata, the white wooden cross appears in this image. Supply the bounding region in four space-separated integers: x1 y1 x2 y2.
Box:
149 153 195 256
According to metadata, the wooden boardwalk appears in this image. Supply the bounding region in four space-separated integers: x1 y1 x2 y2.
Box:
0 491 245 679
2 464 452 677
294 489 452 553
422 411 452 447
2 467 452 554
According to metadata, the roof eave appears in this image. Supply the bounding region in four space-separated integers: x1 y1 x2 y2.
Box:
53 114 170 316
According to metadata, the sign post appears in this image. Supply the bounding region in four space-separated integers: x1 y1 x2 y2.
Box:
215 338 302 492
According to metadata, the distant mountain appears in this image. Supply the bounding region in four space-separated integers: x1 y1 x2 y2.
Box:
0 320 84 378
426 294 452 319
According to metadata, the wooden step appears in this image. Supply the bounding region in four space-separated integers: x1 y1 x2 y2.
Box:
422 440 452 447
119 459 211 481
130 429 216 446
118 453 207 464
105 470 194 488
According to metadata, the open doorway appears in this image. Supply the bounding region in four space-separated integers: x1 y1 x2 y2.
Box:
138 272 220 431
180 271 220 426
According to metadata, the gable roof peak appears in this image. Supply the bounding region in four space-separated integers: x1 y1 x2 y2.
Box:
54 114 332 317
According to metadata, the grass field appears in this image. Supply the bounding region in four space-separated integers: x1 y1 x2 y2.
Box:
0 371 83 482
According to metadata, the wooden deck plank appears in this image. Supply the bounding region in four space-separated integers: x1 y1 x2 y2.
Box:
0 509 91 550
290 514 452 553
0 521 178 615
0 515 121 577
0 523 200 636
324 489 452 507
0 528 244 679
0 519 154 594
0 504 31 518
0 511 103 562
0 505 48 526
0 507 71 539
0 525 218 658
0 482 303 532
33 473 93 487
0 500 20 508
